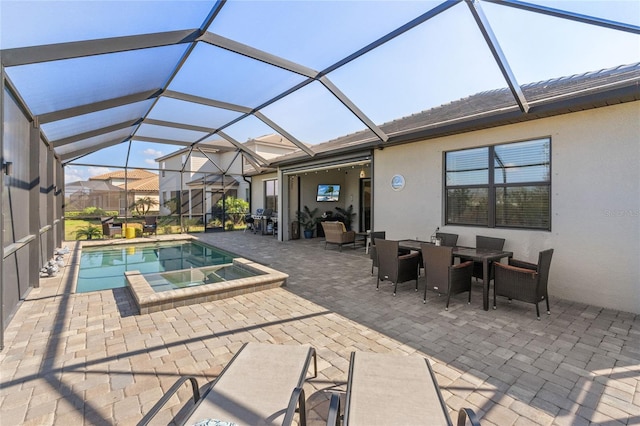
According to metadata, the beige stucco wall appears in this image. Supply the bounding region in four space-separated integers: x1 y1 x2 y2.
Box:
250 172 278 214
374 101 640 314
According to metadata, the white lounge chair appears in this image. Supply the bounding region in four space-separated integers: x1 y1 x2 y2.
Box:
327 351 480 426
138 342 317 426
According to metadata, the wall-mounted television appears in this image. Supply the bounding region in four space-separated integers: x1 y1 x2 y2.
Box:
316 184 341 202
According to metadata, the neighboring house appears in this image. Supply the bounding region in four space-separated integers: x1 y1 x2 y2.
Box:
65 180 125 213
88 169 159 215
156 142 244 219
242 134 304 175
156 135 299 220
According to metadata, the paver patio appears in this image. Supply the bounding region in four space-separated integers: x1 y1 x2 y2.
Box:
0 232 638 425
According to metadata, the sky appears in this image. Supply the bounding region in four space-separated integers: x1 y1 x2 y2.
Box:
1 0 638 183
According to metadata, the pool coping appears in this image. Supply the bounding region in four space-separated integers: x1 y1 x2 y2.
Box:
125 258 288 314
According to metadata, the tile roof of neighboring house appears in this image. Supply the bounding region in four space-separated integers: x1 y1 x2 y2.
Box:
274 63 640 164
65 180 124 193
89 169 158 181
116 176 159 192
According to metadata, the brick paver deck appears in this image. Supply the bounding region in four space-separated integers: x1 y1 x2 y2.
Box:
1 232 638 425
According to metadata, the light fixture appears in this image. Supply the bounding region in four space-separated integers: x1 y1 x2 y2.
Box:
359 167 365 178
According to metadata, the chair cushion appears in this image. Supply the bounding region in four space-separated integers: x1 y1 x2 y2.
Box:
185 343 312 426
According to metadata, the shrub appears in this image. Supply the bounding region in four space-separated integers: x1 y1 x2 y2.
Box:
81 206 109 216
75 224 102 240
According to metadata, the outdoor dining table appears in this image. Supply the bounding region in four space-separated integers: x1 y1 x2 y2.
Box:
398 239 513 311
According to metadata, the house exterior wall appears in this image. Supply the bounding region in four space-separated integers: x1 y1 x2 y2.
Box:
373 101 640 314
250 172 278 214
158 156 183 215
188 155 209 174
133 193 160 208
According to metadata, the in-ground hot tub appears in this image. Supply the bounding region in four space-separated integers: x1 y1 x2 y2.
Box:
126 257 288 314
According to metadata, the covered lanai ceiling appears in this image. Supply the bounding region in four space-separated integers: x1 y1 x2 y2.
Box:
1 0 639 177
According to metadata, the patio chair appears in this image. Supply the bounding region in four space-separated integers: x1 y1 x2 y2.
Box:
421 244 473 310
376 239 419 296
435 232 459 247
369 231 386 274
142 216 157 236
472 236 506 281
138 342 318 426
493 249 554 320
326 351 481 426
101 217 122 239
321 221 356 251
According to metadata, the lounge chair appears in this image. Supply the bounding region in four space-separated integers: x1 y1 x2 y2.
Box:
321 221 356 251
326 351 481 425
138 342 317 426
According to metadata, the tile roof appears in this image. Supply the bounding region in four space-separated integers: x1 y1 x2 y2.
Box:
89 169 158 181
65 180 124 193
118 176 158 192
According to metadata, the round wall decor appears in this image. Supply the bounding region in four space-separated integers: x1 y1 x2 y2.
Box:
391 174 405 191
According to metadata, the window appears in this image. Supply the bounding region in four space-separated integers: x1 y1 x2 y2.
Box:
445 138 551 230
264 179 278 212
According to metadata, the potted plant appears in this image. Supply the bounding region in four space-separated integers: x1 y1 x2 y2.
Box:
296 206 320 238
75 224 102 240
335 205 356 231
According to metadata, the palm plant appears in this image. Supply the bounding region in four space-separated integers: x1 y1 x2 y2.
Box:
335 204 356 230
130 197 159 216
75 224 102 240
296 206 320 231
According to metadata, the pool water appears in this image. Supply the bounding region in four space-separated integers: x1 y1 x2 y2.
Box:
76 240 237 293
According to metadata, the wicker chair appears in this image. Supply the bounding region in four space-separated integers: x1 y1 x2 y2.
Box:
493 249 554 319
473 235 506 281
435 232 458 247
369 231 386 274
321 221 356 251
375 239 420 296
142 216 157 236
101 217 122 239
421 244 473 310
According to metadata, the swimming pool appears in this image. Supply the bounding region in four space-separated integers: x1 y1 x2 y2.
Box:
76 240 237 293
